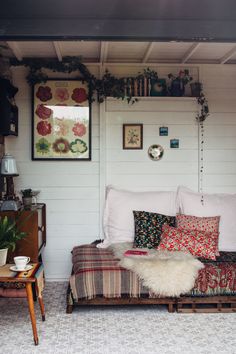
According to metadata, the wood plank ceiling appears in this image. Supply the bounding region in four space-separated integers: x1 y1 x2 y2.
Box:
1 41 236 65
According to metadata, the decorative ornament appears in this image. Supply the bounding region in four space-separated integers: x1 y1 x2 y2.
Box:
148 144 164 161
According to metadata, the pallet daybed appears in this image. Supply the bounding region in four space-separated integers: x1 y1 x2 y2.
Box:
66 243 236 314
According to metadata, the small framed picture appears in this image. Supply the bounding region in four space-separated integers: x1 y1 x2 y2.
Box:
170 138 179 148
123 124 143 149
159 127 168 136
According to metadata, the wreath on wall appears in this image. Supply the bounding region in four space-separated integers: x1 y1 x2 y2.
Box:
10 56 209 121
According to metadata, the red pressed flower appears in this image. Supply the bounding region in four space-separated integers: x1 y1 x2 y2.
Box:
71 88 87 103
35 104 53 119
72 122 86 137
36 86 52 102
55 88 69 102
52 138 70 153
36 121 52 136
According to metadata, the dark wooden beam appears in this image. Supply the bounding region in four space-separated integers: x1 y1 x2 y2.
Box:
1 0 236 42
1 19 236 42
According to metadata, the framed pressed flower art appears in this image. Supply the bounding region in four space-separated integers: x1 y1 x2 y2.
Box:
123 124 143 149
32 79 91 160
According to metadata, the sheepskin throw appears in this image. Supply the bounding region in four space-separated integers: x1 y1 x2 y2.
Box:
110 243 204 297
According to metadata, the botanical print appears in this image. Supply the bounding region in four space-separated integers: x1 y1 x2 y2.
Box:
123 124 143 149
33 80 91 160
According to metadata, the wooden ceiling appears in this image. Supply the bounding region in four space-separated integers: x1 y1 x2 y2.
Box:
2 41 236 65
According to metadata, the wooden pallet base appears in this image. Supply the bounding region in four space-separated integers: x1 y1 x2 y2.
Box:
177 296 236 313
67 297 176 313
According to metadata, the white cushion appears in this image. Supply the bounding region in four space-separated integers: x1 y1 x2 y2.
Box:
97 186 177 248
177 186 236 251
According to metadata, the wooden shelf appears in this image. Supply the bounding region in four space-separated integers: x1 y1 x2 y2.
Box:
106 96 197 101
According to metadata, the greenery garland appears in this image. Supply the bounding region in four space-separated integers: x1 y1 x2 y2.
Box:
10 56 209 118
196 91 209 122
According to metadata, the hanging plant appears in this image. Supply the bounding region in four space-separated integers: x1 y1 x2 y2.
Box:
196 90 209 122
10 56 210 113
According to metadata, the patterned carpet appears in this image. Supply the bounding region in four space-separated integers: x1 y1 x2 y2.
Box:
0 282 236 354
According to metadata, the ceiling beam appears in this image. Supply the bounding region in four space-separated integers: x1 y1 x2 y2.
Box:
100 42 109 63
181 43 200 63
142 42 155 63
6 41 23 60
220 45 236 64
53 41 62 61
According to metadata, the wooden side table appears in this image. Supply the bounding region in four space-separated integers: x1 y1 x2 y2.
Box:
0 263 45 345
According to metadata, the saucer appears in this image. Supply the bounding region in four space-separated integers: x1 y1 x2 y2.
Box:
10 265 33 272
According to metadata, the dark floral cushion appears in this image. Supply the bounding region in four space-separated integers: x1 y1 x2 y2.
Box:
133 211 176 249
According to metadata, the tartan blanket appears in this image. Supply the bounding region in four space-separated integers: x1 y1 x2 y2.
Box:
70 244 236 301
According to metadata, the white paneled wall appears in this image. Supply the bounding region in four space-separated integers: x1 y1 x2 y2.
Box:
5 64 236 280
7 66 100 280
105 97 199 191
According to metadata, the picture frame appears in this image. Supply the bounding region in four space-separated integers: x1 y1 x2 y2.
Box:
150 79 167 97
32 79 91 160
123 124 143 149
170 138 179 148
159 127 168 136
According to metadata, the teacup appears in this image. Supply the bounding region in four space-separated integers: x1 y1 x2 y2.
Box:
14 256 30 270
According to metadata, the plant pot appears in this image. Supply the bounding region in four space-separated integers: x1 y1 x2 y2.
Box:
22 197 32 207
190 82 202 97
170 79 185 97
0 248 8 266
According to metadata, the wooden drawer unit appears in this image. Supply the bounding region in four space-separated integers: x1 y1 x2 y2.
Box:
0 203 46 262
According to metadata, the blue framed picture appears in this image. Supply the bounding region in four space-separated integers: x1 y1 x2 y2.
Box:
170 138 179 148
159 127 168 136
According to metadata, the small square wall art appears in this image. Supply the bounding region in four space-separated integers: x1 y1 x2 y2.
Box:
159 127 168 136
170 138 179 148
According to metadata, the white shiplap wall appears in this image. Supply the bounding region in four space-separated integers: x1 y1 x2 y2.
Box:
7 66 100 279
5 64 236 280
105 97 199 191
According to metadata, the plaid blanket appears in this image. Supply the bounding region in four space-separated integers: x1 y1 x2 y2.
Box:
70 244 236 301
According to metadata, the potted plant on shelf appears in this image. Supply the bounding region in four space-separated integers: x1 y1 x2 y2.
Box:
21 188 33 207
0 216 27 266
190 81 202 97
168 69 193 97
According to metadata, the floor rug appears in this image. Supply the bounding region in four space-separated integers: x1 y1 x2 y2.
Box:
0 282 235 354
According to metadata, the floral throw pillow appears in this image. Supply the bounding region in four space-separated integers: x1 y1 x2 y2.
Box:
176 214 220 233
158 225 219 260
176 214 220 256
133 211 176 249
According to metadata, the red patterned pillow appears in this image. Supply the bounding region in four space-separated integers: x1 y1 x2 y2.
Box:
176 214 220 256
176 214 220 233
158 225 219 260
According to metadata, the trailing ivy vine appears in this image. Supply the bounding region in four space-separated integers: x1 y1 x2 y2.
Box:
10 56 209 117
196 91 209 122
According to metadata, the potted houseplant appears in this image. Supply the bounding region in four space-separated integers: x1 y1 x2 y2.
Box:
21 188 33 207
190 81 202 97
168 70 193 97
0 216 27 266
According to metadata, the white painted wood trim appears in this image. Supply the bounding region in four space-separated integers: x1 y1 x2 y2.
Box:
106 96 198 102
99 65 107 239
6 42 23 61
219 45 236 64
142 42 155 63
181 43 201 63
100 42 109 63
53 42 63 61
